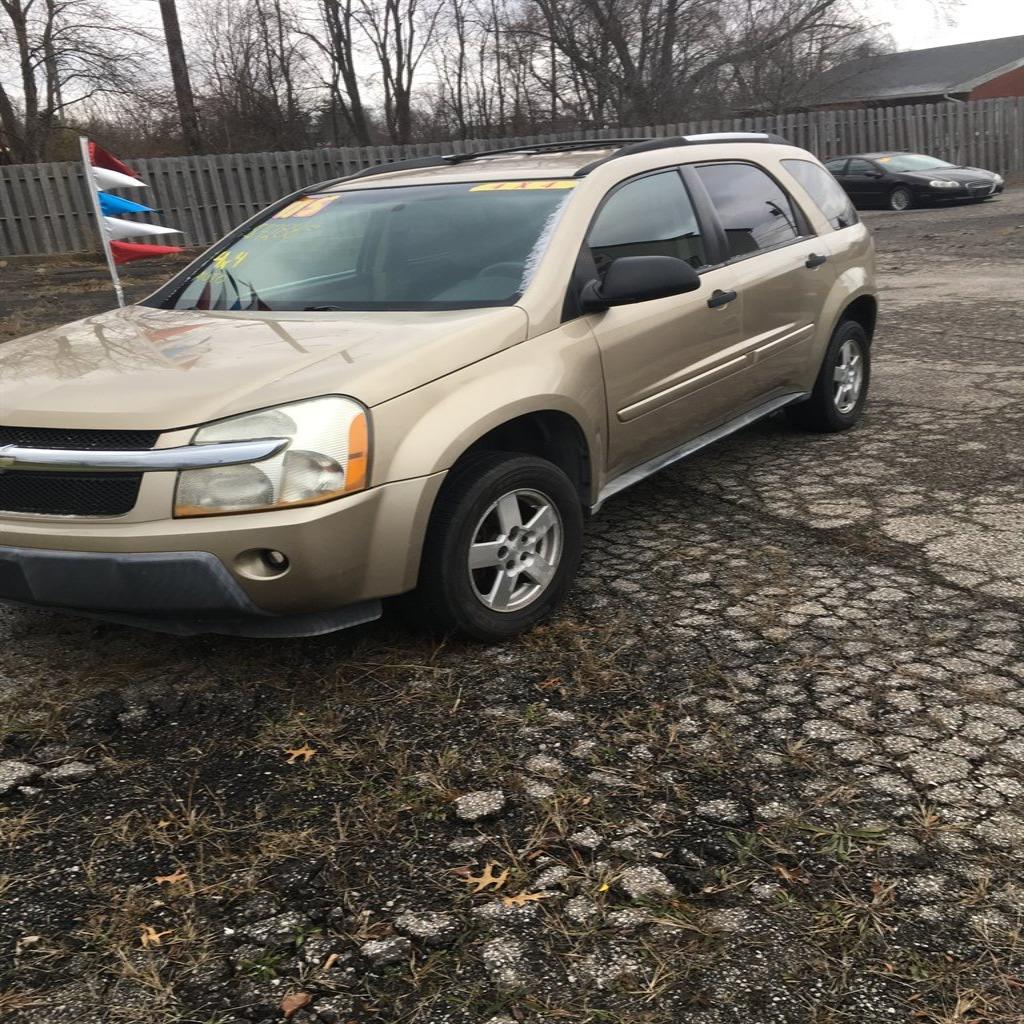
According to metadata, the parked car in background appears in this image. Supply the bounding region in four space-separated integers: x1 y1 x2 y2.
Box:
825 152 1004 211
0 134 877 640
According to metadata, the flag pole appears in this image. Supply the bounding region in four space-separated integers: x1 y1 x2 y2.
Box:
79 135 126 308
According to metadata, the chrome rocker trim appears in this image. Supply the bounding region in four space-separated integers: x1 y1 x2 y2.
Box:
0 437 289 473
592 391 807 512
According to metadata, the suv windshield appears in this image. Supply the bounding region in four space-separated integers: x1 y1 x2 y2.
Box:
154 181 577 313
876 154 957 172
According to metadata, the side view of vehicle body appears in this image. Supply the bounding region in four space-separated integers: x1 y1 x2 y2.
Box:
825 151 1004 211
0 133 877 639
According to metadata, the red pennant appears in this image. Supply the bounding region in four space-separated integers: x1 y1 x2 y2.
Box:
89 141 137 179
110 240 184 265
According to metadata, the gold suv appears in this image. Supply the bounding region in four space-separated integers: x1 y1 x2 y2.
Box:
0 135 875 639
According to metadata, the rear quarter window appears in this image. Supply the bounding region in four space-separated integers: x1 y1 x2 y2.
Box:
782 159 859 231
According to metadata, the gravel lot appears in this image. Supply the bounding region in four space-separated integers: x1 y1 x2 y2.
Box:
1 191 1023 1024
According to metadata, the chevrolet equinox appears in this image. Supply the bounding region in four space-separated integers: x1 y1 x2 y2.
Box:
0 134 876 639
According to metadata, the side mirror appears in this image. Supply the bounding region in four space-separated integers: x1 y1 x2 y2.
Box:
580 255 701 313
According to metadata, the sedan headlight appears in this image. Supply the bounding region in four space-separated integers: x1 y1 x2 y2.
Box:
928 179 959 188
174 396 369 517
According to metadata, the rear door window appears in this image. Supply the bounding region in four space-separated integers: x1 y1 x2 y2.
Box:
847 159 878 175
694 162 801 260
782 158 859 230
588 170 709 271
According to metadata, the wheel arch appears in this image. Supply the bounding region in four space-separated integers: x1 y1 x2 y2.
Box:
452 409 593 508
403 407 595 605
838 293 878 344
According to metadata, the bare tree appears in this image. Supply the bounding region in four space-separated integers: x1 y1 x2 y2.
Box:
525 0 871 125
0 0 146 162
355 0 442 144
187 0 314 152
158 0 203 153
306 0 374 145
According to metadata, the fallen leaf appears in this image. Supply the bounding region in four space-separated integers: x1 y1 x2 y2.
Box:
502 890 555 907
285 744 316 764
772 863 807 884
139 925 172 948
154 869 188 886
459 862 510 894
14 935 41 958
537 676 563 690
597 882 610 893
280 992 312 1018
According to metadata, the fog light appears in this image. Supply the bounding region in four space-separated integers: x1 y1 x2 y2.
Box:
263 549 288 571
234 548 291 580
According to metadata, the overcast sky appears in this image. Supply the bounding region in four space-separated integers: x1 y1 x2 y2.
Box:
96 0 1024 57
870 0 1024 48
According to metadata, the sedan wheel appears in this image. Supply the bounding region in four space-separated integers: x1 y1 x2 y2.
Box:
889 186 913 211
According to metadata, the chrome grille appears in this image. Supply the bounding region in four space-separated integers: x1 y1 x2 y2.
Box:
0 426 159 516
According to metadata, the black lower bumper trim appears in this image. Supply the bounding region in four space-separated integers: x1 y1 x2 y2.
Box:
0 545 382 638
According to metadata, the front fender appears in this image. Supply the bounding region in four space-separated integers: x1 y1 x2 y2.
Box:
370 318 606 501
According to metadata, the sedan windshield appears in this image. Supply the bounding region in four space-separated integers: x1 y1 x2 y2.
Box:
155 181 577 312
876 154 957 172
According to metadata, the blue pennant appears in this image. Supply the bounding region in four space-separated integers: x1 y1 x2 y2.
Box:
99 191 156 217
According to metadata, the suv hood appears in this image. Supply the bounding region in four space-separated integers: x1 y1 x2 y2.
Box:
0 303 529 431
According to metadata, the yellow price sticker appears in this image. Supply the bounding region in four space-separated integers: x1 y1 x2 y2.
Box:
273 195 339 219
470 180 577 192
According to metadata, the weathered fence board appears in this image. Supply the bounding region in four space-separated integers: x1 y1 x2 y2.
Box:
1 98 1021 258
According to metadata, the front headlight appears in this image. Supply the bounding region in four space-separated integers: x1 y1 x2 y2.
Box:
928 179 958 188
994 174 1004 185
174 396 369 517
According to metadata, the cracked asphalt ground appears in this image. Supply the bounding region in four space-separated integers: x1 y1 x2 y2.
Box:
1 191 1023 1024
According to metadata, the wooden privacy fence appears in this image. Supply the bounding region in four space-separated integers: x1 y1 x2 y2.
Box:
1 97 1022 258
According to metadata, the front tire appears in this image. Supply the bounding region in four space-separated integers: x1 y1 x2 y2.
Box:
786 320 870 433
413 452 583 640
889 186 913 211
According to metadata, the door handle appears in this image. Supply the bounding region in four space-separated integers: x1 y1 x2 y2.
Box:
805 253 828 269
707 289 737 309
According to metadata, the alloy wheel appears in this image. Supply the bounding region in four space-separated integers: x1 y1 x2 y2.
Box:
833 338 864 414
467 488 563 612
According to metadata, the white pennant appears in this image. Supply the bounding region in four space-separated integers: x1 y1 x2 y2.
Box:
102 215 183 240
92 165 148 190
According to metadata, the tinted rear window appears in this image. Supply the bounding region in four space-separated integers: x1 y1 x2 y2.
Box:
783 159 859 230
695 163 801 259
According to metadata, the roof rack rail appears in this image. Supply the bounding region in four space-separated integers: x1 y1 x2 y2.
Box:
572 132 792 176
310 131 793 191
442 138 649 163
311 140 643 191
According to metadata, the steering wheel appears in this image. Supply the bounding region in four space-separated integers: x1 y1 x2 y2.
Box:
476 261 523 279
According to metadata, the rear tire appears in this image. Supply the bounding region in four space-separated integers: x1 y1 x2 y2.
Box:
412 452 583 640
786 320 870 433
889 186 913 211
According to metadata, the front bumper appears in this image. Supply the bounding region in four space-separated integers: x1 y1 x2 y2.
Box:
0 545 382 636
918 181 1004 201
0 472 447 636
